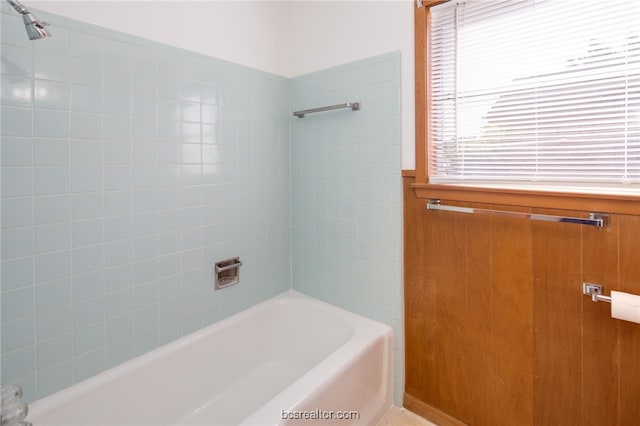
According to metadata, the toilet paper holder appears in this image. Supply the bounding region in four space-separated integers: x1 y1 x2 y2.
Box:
583 283 612 303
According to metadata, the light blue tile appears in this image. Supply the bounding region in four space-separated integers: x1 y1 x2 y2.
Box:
73 298 104 329
103 65 130 91
133 212 157 237
34 138 69 166
134 327 157 356
105 240 132 268
1 137 33 166
103 191 131 217
104 142 131 165
1 167 33 197
182 310 202 335
36 278 71 312
72 192 103 219
71 112 101 139
102 39 132 67
34 51 69 82
157 275 180 301
1 286 34 322
36 333 72 370
181 101 200 122
64 17 110 36
1 74 32 106
106 337 132 369
106 313 132 343
133 259 156 285
158 319 181 346
71 244 104 274
104 263 132 293
103 166 131 192
132 144 157 166
131 70 155 95
158 231 180 256
103 89 130 116
74 347 105 383
36 305 72 340
1 106 32 137
181 122 200 143
133 189 157 213
157 120 180 142
133 236 157 261
132 95 156 118
34 25 69 55
35 250 71 283
1 345 35 383
72 270 104 301
1 197 33 228
1 44 33 77
69 31 103 62
105 288 133 320
133 281 158 309
1 13 33 48
1 257 34 291
132 118 156 141
35 223 71 254
70 58 101 87
1 227 34 259
33 79 69 110
35 194 70 224
35 167 69 195
158 99 180 121
133 304 158 335
1 315 34 352
34 109 68 138
37 361 73 399
181 143 201 164
71 166 103 193
104 215 132 242
71 85 102 113
103 115 131 141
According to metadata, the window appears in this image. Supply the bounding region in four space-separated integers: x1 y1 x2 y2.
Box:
420 0 640 197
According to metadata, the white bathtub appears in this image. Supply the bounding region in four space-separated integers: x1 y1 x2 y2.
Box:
28 290 393 425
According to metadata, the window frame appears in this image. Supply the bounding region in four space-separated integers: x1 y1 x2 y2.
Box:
412 0 640 215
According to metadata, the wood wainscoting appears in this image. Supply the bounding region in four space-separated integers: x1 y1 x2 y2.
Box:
403 172 640 426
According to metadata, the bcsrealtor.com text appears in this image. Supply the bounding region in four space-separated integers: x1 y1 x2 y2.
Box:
281 409 361 420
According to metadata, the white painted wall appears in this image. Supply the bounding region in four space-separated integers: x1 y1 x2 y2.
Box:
287 1 415 169
30 0 415 167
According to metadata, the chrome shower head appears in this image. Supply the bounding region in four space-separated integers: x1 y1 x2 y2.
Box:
22 12 51 40
6 0 52 40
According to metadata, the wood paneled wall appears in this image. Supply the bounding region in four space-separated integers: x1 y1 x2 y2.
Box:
403 175 640 426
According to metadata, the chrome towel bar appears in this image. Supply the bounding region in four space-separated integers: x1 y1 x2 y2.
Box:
426 199 609 228
293 102 360 118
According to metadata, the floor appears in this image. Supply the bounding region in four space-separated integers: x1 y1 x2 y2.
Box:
377 407 437 426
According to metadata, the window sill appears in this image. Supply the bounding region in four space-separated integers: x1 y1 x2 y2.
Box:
410 181 640 216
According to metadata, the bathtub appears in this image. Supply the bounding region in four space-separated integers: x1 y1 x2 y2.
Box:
28 290 393 425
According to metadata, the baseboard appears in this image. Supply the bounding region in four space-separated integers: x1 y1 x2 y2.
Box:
403 393 467 426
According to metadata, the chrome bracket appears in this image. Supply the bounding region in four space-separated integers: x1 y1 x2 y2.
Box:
582 282 612 303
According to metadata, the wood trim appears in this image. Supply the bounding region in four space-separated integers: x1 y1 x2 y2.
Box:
404 393 467 426
402 169 416 178
414 2 428 183
411 182 640 215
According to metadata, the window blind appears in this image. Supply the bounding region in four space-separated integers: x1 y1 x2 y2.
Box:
429 0 640 195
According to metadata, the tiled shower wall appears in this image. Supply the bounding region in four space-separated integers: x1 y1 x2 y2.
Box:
290 53 404 404
0 7 290 401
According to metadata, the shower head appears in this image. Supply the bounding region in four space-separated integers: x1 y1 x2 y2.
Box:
6 0 52 40
22 11 51 40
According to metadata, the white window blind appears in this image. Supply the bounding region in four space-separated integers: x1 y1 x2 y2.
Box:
429 0 640 195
